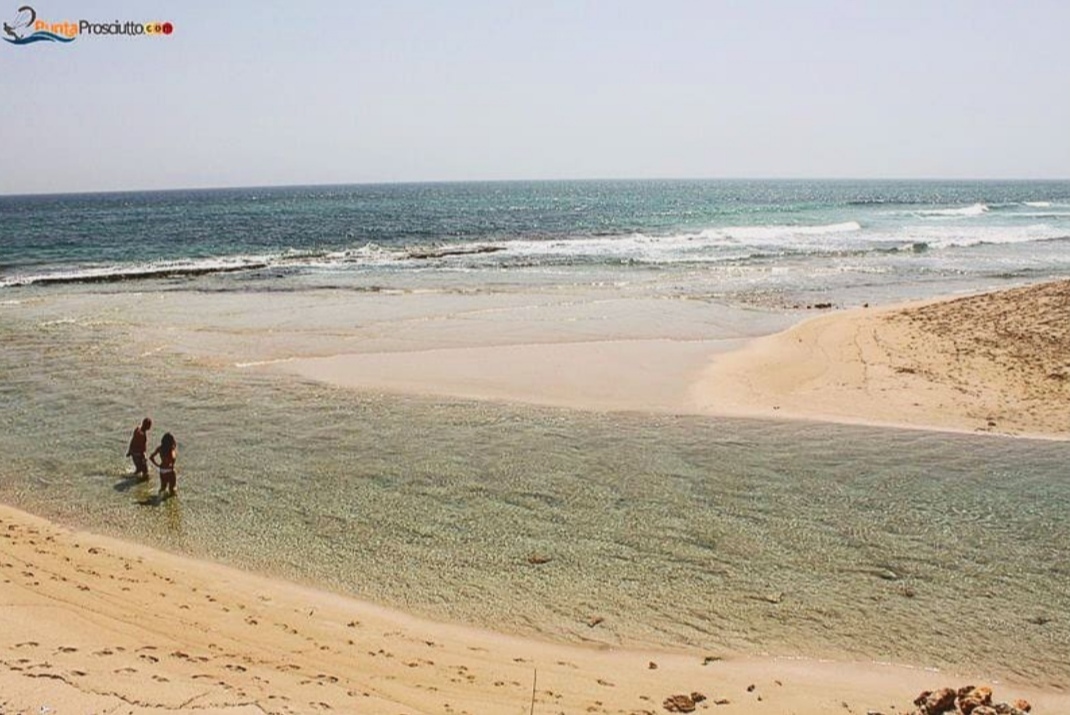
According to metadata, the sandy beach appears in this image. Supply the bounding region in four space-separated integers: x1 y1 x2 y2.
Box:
2 502 1065 714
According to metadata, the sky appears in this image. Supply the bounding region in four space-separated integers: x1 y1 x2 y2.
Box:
2 0 1068 194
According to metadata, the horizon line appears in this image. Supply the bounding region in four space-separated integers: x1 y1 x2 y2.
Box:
4 175 1070 199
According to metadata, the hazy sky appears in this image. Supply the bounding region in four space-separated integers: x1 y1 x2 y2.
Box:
2 0 1068 193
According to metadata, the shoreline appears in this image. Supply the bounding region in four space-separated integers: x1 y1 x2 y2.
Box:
3 502 1067 714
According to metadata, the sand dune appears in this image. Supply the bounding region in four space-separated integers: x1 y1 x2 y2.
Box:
692 280 1070 439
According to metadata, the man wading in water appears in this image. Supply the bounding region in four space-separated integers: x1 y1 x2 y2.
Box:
126 417 152 479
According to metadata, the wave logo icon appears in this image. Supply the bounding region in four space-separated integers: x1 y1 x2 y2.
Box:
4 5 75 44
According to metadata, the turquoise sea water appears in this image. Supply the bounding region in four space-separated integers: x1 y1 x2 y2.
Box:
1 180 1068 683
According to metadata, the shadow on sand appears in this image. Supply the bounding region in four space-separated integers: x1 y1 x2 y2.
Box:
135 491 175 507
114 474 151 492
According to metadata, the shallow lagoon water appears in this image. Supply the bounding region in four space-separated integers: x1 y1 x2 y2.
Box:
1 299 1067 685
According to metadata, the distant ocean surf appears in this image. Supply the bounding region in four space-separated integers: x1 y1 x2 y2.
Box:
3 179 1069 301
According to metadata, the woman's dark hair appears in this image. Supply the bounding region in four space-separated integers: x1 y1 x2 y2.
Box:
160 432 176 451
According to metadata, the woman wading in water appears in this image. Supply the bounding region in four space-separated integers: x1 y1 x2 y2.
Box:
149 432 178 497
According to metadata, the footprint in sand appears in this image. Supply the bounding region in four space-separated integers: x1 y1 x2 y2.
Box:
57 646 78 653
114 667 138 674
139 654 159 663
15 641 39 648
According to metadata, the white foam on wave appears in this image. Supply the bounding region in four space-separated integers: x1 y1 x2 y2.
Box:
705 221 862 242
309 243 405 267
489 222 865 265
900 223 1066 249
1024 201 1051 208
917 203 989 217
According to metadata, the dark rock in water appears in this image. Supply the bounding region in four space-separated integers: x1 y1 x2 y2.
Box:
914 687 956 714
407 244 506 260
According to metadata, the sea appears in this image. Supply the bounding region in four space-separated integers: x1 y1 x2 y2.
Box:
1 180 1069 684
